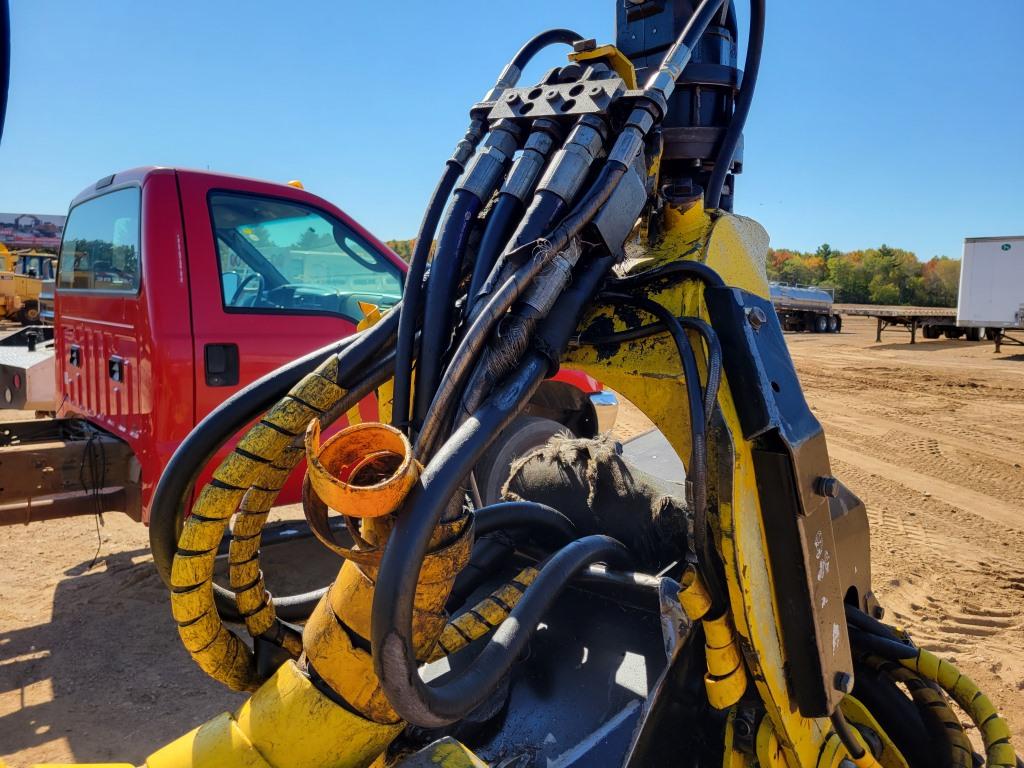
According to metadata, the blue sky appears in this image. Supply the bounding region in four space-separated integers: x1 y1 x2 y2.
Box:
1 1 1021 260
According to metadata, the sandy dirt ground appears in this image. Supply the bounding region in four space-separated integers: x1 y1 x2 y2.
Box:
1 315 1022 765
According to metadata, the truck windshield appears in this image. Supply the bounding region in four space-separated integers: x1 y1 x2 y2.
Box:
209 191 402 319
57 187 141 292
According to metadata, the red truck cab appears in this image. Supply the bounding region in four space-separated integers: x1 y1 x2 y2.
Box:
38 167 615 524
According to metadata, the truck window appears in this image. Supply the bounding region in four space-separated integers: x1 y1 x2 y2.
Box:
57 187 141 292
209 191 402 320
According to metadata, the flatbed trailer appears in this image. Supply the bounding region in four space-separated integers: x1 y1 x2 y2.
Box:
835 303 996 345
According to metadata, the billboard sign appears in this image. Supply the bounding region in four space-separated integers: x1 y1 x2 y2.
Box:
0 212 67 252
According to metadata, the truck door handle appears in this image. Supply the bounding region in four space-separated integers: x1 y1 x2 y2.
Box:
204 343 239 387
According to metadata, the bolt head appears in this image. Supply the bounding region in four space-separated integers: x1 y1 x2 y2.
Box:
747 306 767 330
814 475 840 498
573 38 598 53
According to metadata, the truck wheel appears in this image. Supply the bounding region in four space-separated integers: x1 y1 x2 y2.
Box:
828 315 839 333
814 315 828 333
965 327 983 342
944 328 964 340
475 416 568 505
922 325 941 340
18 301 40 326
985 328 999 341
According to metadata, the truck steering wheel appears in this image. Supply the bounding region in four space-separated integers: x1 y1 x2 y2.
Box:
230 272 265 305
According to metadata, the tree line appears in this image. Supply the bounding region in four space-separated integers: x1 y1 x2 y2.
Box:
768 244 960 307
385 239 961 308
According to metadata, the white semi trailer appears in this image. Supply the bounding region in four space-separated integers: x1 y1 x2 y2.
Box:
957 236 1024 352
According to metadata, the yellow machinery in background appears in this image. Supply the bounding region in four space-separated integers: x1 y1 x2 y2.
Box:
11 1 1020 767
0 245 53 324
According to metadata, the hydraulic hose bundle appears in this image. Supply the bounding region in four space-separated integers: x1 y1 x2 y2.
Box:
147 3 1022 767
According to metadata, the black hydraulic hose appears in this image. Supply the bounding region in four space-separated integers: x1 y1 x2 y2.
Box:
475 191 568 309
413 189 482 427
381 534 630 727
705 0 765 210
150 308 399 598
582 311 721 432
417 163 628 457
830 707 868 761
679 317 722 430
373 256 619 726
848 626 918 661
474 500 577 543
599 293 727 617
393 157 471 432
607 260 726 291
447 501 578 609
844 604 906 643
394 26 584 430
468 194 522 309
0 0 9 146
505 28 584 75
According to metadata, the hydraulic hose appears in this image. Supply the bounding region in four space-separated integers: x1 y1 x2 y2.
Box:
830 707 876 766
705 0 765 210
608 260 726 290
474 500 577 542
848 608 1021 767
468 194 522 308
380 534 630 727
503 28 584 81
599 292 728 617
393 157 471 432
468 122 562 309
150 307 398 600
373 254 618 726
413 189 484 426
415 161 629 458
394 27 584 431
586 313 721 430
643 0 729 104
223 347 399 629
471 113 606 318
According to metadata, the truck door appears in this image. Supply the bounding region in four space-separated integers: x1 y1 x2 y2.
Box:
55 184 147 441
176 172 405 501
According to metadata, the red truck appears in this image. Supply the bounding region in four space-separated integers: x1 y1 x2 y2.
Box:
0 167 617 527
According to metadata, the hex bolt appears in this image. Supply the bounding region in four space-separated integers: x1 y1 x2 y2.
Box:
815 476 841 498
834 671 854 694
747 306 767 330
573 38 598 53
872 605 885 620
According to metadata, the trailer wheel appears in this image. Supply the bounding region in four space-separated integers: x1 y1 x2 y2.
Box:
965 327 983 342
985 328 999 341
814 315 828 333
827 315 839 333
922 325 941 340
833 315 842 333
944 328 964 340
